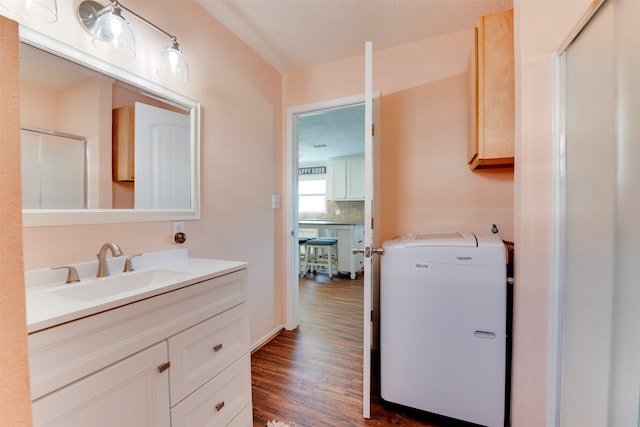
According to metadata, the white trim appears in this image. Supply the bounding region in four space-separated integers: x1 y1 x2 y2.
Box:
547 52 567 427
250 325 285 353
557 0 607 53
362 40 373 420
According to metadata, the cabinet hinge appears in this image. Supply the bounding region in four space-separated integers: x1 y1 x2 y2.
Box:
371 218 374 229
371 123 375 136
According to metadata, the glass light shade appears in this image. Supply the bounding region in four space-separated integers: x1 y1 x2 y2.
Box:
156 46 189 84
1 0 57 22
92 11 136 58
24 0 57 22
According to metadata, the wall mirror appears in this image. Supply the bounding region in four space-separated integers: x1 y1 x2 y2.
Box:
19 27 200 226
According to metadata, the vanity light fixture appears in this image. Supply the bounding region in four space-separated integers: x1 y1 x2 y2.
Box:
77 0 189 83
0 0 58 22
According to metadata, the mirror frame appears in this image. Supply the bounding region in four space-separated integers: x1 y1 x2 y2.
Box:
20 26 201 227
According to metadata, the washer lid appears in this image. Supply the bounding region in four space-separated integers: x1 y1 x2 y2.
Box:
399 231 478 247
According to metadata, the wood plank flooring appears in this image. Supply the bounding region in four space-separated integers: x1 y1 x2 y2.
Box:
251 274 456 427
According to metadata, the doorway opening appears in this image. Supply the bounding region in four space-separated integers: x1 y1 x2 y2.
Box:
284 94 368 330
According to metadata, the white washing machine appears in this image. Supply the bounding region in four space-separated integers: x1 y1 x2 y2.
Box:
380 231 508 427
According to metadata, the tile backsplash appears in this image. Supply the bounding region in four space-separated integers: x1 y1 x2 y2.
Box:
299 200 365 222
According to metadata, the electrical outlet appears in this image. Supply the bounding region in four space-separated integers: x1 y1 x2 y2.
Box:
335 209 341 215
173 221 184 234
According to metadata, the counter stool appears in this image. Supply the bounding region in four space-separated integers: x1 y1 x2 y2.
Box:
298 237 311 275
305 237 338 278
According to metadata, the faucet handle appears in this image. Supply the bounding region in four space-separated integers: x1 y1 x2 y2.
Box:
123 254 143 272
52 266 81 284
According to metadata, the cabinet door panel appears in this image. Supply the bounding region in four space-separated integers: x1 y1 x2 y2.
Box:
330 159 347 199
468 9 514 169
347 157 365 199
32 342 170 427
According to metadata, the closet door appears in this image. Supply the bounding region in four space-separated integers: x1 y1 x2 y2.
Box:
562 0 640 425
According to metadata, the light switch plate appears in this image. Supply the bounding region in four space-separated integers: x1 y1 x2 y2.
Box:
272 194 280 209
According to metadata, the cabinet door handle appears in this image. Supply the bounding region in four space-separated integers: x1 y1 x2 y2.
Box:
157 361 171 373
215 401 225 412
212 343 223 352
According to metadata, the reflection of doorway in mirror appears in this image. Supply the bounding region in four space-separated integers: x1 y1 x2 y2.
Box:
134 102 191 209
21 129 86 209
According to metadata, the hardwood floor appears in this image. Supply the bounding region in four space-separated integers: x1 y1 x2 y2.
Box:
251 274 456 427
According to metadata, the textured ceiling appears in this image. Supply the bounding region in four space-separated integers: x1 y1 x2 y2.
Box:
197 0 513 163
297 104 365 163
197 0 513 74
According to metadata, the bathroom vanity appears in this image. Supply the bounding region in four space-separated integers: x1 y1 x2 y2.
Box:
25 250 251 426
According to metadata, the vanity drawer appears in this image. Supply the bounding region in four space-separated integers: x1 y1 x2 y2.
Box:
227 404 253 426
170 353 252 427
168 302 249 405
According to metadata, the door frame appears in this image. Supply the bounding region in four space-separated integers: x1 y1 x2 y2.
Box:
284 92 381 330
284 94 368 330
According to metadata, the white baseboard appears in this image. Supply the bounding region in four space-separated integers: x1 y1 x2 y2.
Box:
251 324 285 353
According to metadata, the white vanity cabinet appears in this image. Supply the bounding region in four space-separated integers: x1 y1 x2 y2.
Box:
29 265 251 427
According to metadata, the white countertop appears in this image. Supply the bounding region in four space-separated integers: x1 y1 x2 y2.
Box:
25 249 247 333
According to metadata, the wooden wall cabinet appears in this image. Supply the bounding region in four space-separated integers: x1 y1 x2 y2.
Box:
112 105 135 181
467 9 515 170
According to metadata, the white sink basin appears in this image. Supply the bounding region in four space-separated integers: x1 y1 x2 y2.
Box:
51 269 193 302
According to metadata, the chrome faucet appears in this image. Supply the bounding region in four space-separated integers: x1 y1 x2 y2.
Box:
96 242 124 277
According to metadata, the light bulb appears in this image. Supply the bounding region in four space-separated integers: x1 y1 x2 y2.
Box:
92 6 136 58
156 39 189 84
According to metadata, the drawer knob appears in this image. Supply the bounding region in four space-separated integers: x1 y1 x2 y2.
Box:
212 343 223 352
215 401 225 412
157 361 171 373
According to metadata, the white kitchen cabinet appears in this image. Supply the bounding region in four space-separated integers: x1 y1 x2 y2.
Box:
336 223 364 279
329 157 364 200
32 342 170 426
29 267 251 427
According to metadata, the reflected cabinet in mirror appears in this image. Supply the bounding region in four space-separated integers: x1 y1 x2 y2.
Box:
19 27 200 226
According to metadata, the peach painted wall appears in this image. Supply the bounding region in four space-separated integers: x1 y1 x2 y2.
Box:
0 16 32 427
285 30 515 243
19 82 56 129
4 0 283 353
512 0 593 426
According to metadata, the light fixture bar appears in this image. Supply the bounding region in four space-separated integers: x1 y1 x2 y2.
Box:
110 1 178 44
77 0 189 83
78 0 182 47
